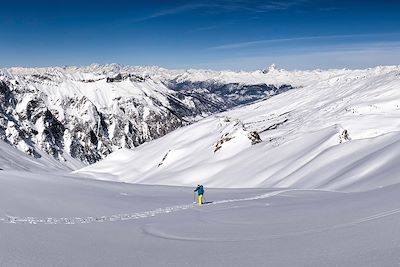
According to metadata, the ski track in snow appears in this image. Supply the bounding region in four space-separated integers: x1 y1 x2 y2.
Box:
142 207 400 243
0 189 292 225
1 189 398 229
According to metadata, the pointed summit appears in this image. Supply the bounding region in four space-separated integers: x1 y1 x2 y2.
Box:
262 64 278 74
269 63 277 71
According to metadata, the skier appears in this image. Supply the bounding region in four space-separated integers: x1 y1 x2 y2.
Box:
194 185 205 206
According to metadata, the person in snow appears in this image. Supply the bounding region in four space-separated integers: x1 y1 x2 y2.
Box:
194 185 205 206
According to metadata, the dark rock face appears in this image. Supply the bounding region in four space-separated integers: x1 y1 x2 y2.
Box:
0 77 188 164
339 129 351 143
106 73 123 83
0 69 294 166
106 73 147 83
214 133 235 153
168 80 293 111
248 131 262 145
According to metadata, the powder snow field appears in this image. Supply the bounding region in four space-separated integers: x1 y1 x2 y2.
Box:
2 66 400 266
1 169 400 266
77 65 400 192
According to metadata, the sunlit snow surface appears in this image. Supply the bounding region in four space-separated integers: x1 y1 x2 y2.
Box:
2 65 400 266
1 170 400 266
77 66 400 191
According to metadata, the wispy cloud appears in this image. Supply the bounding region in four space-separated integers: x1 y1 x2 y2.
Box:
213 0 308 13
136 0 308 22
192 22 234 32
136 3 207 22
194 24 224 32
318 6 342 11
257 0 309 12
195 41 400 71
210 32 400 50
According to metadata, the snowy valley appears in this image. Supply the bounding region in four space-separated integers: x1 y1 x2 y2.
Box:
0 64 290 167
1 65 400 266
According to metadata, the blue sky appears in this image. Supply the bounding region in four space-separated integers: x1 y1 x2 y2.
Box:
1 0 399 70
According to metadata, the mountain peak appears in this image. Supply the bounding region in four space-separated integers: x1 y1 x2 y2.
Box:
262 64 278 74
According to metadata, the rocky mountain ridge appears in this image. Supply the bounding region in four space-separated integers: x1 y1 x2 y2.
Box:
0 64 291 168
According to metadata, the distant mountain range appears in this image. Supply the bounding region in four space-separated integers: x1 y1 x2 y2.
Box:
0 64 292 168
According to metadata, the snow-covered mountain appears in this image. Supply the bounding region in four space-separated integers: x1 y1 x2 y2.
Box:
77 65 400 192
0 64 291 167
2 65 400 267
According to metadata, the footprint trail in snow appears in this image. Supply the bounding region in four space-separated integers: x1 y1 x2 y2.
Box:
0 190 288 225
3 189 396 228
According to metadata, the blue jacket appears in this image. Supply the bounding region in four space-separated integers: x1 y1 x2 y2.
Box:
194 185 204 195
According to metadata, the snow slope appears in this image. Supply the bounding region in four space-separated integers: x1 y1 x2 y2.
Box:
77 65 400 191
2 169 400 266
0 139 81 172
